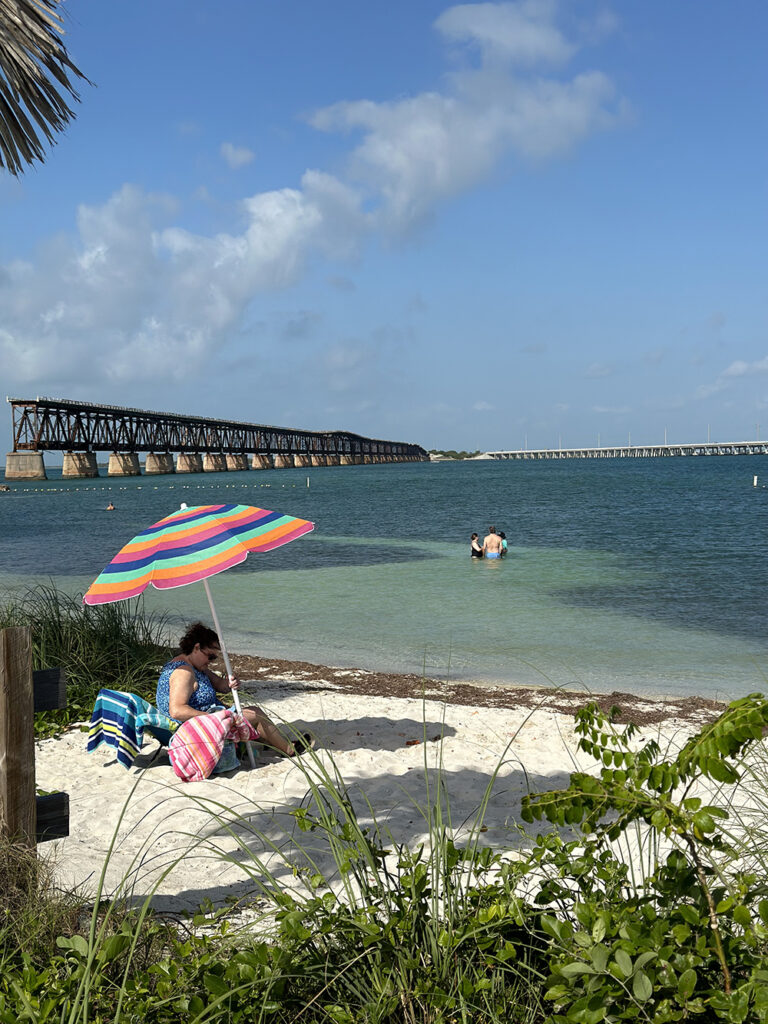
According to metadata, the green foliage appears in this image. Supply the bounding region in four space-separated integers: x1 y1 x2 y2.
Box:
261 811 548 1023
521 696 768 843
0 837 85 967
520 697 768 1021
4 680 768 1021
0 583 172 735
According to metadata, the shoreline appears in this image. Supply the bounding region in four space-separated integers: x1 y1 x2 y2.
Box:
37 656 729 911
229 651 727 728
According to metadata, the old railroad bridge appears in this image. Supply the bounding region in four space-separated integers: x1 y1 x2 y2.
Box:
5 397 427 479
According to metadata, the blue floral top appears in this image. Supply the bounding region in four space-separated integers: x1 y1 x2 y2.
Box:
156 658 223 721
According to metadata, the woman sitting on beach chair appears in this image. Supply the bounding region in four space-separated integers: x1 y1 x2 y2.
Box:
156 622 311 757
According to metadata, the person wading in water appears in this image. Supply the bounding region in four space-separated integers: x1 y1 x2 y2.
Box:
483 526 503 559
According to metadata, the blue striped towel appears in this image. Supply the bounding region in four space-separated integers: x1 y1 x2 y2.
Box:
87 689 179 769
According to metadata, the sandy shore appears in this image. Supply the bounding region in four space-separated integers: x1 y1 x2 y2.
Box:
36 659 724 914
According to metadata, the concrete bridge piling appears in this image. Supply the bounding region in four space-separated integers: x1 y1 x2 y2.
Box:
203 454 227 473
108 453 140 476
145 453 175 475
176 453 203 473
4 452 47 480
62 452 99 478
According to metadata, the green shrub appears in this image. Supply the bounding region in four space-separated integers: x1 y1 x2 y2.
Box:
521 696 768 1021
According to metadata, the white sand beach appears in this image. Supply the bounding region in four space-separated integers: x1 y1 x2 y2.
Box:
34 665 723 915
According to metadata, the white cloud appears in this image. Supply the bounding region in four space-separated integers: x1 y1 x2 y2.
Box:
473 400 494 411
312 68 621 229
724 358 768 378
698 355 768 398
0 2 625 394
221 142 255 169
435 0 575 66
310 1 624 229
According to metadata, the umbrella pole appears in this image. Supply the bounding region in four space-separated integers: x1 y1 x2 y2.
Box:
203 578 257 769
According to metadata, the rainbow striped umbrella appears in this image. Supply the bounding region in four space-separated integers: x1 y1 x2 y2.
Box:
83 503 314 605
83 503 314 768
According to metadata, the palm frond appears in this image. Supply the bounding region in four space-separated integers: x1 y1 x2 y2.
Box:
0 0 90 174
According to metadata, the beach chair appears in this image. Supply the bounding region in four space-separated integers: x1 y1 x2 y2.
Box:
87 689 179 769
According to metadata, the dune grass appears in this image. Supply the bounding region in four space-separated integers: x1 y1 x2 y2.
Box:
0 582 172 734
6 697 768 1021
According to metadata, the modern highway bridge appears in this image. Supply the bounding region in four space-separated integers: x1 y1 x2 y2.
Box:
5 397 427 479
487 441 768 460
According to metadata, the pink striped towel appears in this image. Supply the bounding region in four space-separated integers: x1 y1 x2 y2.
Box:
168 710 258 782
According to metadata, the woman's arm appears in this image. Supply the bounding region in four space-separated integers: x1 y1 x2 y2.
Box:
168 666 205 721
204 666 240 695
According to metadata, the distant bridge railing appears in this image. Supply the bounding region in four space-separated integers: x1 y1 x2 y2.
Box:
487 442 768 460
5 397 427 480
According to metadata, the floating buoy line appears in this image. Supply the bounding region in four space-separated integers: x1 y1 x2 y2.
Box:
5 481 301 495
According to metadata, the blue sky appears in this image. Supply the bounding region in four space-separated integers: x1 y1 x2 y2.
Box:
1 0 766 454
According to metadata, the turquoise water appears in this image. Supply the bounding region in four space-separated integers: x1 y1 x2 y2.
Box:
1 457 767 700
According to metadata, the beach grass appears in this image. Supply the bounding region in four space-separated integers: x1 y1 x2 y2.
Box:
6 696 768 1021
0 582 172 735
3 586 768 1019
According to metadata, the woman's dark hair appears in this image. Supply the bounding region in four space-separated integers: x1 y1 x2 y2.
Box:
178 621 219 654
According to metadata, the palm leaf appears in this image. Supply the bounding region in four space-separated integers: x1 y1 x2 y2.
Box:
0 0 90 174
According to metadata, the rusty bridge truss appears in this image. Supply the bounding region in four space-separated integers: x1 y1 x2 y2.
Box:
8 397 427 461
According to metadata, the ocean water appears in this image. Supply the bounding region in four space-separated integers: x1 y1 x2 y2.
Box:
1 456 766 701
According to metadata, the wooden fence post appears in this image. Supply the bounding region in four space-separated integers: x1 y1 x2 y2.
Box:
0 627 36 847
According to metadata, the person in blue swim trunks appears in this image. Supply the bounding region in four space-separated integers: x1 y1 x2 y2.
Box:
482 525 503 559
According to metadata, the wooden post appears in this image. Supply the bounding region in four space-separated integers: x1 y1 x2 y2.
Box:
0 627 36 847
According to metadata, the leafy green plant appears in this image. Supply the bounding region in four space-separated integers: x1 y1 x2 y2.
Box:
521 696 768 1021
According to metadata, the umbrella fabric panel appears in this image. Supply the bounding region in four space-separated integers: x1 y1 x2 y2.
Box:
86 548 248 601
105 516 304 572
83 503 314 605
120 505 285 554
